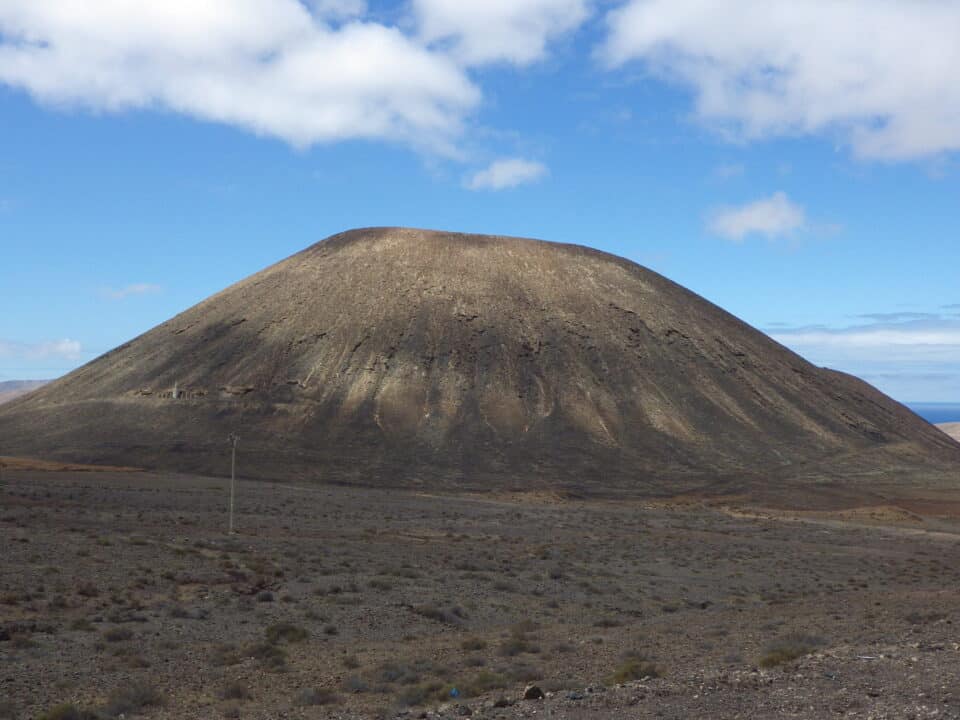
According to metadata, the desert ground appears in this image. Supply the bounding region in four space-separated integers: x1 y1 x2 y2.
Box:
939 423 960 443
0 382 48 407
2 463 960 720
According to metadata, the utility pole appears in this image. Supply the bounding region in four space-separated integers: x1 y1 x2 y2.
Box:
227 433 239 534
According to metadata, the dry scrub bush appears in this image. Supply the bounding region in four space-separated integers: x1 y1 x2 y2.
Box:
265 622 308 644
298 688 339 706
102 681 164 717
610 652 662 683
758 633 823 668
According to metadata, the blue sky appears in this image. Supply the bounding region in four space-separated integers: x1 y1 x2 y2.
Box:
1 0 959 402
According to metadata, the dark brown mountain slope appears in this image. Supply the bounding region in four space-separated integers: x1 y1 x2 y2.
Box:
1 227 957 492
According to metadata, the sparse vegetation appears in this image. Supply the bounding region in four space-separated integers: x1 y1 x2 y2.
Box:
102 627 133 643
610 652 662 683
244 641 287 671
219 681 251 701
297 688 339 706
395 682 446 707
758 633 823 668
36 705 92 720
101 681 163 717
411 603 465 624
75 582 99 598
6 467 960 718
264 622 308 644
460 671 508 697
211 644 242 667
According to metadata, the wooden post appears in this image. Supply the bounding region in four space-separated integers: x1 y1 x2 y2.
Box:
227 434 239 534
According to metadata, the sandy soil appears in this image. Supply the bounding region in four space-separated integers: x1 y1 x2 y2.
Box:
938 422 960 442
2 468 960 719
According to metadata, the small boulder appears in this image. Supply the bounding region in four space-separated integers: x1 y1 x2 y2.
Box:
522 685 545 701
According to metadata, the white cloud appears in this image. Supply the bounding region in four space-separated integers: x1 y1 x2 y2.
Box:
775 328 960 351
0 1 479 153
769 317 960 401
0 339 83 361
601 0 960 160
708 191 805 241
466 158 548 190
99 283 162 301
414 0 590 65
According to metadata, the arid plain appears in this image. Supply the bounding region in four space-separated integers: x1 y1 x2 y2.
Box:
2 460 960 720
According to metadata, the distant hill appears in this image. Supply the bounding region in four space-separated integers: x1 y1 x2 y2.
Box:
0 380 48 405
938 423 960 443
0 227 958 492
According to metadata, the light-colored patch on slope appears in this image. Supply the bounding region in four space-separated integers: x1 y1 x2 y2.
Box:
937 423 960 443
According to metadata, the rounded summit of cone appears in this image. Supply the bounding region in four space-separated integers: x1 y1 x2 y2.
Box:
2 227 957 491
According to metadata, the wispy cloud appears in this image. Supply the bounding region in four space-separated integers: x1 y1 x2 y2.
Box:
769 316 960 402
712 163 744 180
0 338 83 361
465 158 548 191
856 312 940 323
99 283 162 301
708 192 806 242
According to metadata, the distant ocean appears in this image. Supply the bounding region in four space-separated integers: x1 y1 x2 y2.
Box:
907 403 960 424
